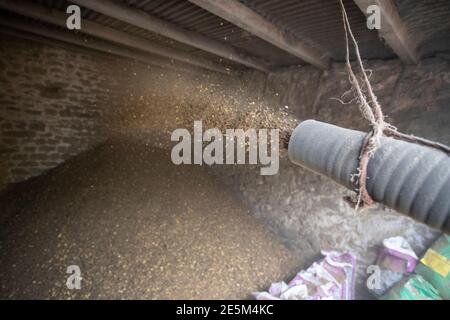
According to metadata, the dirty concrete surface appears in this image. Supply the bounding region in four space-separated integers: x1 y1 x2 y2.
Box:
0 139 302 299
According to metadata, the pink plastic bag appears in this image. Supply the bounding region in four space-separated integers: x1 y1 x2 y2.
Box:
254 251 357 300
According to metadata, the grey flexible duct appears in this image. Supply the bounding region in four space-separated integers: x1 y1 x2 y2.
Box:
288 120 450 233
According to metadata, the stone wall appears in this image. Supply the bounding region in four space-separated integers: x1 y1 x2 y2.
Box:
212 57 450 297
0 34 260 186
263 58 450 143
0 33 157 184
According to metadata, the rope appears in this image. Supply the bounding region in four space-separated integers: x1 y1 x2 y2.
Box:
339 0 450 210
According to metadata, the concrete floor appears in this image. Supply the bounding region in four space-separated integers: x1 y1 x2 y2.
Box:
0 138 303 299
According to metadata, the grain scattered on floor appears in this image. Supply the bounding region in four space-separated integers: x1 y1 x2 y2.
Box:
0 139 302 299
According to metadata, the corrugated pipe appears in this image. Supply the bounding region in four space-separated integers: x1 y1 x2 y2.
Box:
288 120 450 233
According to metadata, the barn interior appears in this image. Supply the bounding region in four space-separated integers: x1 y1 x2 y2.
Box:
0 0 449 299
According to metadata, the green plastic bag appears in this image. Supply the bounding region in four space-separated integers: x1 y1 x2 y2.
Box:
414 234 450 299
381 274 442 300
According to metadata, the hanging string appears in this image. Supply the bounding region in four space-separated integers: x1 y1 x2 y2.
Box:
339 0 450 209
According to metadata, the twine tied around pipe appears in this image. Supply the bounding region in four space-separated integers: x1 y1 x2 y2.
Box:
338 0 450 210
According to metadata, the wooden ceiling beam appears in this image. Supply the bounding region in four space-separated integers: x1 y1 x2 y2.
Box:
353 0 419 64
189 0 331 70
0 15 199 75
71 0 271 72
0 0 232 74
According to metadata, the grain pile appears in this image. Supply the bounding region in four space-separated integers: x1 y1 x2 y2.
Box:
0 139 302 299
0 67 305 299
